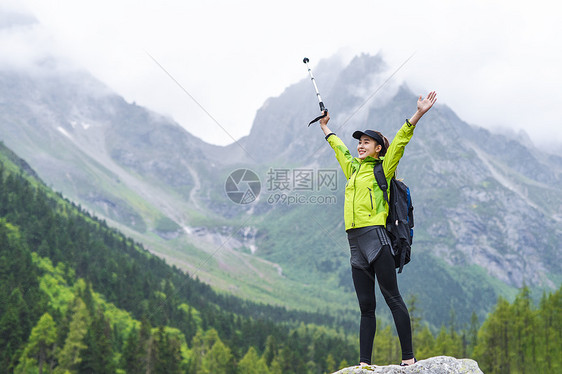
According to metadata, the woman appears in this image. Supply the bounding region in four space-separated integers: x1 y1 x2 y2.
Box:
319 91 437 366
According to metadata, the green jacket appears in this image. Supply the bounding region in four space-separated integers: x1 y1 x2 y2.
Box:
326 121 415 230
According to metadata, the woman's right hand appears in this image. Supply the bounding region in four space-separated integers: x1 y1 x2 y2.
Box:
319 111 332 136
319 111 330 126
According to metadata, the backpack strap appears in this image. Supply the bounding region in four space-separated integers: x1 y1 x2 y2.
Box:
373 162 389 205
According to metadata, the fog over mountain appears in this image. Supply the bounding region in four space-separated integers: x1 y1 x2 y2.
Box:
5 1 562 150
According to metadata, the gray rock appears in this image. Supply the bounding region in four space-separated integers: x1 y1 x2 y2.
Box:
333 356 483 374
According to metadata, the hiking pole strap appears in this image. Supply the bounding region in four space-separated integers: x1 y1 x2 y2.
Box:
308 109 328 126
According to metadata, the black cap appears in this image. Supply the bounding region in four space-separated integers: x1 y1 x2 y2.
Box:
352 130 386 151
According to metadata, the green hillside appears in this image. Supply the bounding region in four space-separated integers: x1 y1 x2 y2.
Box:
0 142 358 373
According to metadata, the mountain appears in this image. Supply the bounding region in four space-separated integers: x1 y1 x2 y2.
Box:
0 67 325 318
228 54 562 322
0 69 205 230
1 48 561 329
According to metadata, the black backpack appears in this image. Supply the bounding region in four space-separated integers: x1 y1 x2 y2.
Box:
373 163 414 273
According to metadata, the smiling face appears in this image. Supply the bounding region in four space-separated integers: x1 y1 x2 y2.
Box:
357 135 382 160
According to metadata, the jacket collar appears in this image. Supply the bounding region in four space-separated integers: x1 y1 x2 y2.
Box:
357 155 384 164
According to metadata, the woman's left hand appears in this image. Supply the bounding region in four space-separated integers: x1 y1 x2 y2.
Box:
417 91 437 114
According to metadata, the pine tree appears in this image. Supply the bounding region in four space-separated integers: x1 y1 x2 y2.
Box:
510 286 537 373
263 335 278 367
434 326 450 356
78 309 116 373
337 359 349 372
0 288 30 372
138 316 154 374
153 326 183 374
120 327 144 374
280 330 307 374
54 297 90 374
14 313 57 374
0 219 43 372
407 294 422 337
269 355 283 374
201 337 233 374
324 353 337 374
474 297 511 374
238 346 270 374
178 304 197 345
466 312 480 357
413 325 435 360
537 288 562 373
373 324 399 365
432 323 463 359
447 308 464 357
188 329 206 374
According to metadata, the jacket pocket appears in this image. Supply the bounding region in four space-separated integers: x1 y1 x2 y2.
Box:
367 187 374 210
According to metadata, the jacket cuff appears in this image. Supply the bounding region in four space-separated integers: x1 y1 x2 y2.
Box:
406 119 414 127
325 133 336 140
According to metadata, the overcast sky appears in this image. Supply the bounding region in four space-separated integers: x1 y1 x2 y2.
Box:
2 0 561 150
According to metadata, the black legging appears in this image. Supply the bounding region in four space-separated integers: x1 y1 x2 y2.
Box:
351 245 413 364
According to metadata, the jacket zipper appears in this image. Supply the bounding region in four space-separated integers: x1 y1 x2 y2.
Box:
367 187 373 210
351 163 362 227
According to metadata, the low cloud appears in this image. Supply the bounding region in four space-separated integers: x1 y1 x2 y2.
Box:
0 7 78 75
4 0 562 149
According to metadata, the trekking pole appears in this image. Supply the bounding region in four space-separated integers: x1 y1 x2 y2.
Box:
303 57 328 126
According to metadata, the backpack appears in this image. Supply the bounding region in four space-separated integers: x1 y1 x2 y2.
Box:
373 163 414 273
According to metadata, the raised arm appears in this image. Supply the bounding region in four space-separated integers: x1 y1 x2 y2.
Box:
320 112 357 179
319 112 332 136
382 91 437 177
408 91 437 126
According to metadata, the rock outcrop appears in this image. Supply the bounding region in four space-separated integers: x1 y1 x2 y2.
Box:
333 356 483 374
